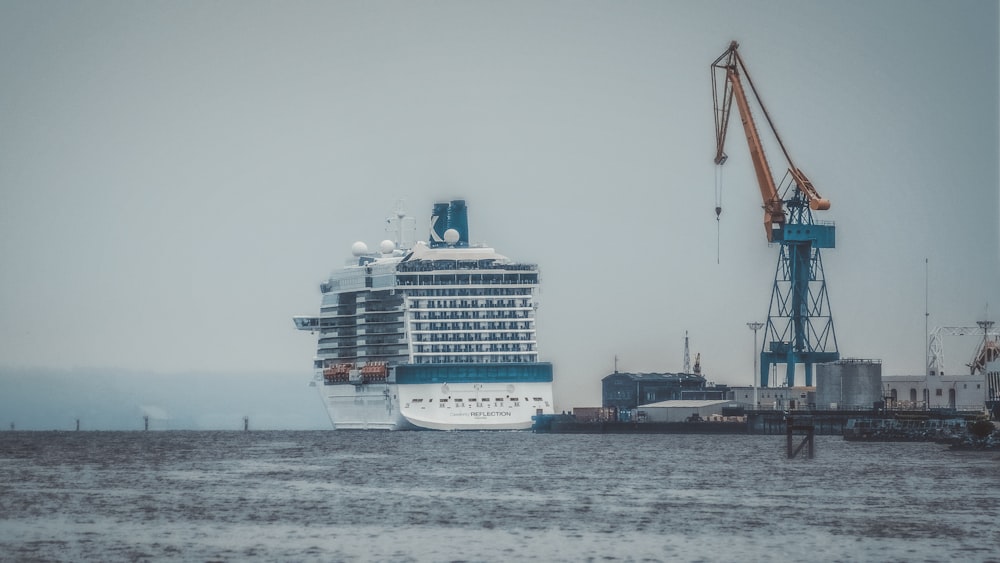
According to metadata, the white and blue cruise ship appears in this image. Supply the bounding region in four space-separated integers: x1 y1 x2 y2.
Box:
294 200 555 430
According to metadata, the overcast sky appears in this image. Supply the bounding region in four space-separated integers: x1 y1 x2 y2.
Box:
1 0 997 427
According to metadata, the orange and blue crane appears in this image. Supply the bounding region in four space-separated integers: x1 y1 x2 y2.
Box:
711 41 839 387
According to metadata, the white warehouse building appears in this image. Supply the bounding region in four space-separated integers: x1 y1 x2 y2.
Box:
883 373 986 411
637 400 734 422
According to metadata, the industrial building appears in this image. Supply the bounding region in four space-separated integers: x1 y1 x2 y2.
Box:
883 373 986 411
636 400 734 423
727 386 815 410
726 358 991 414
725 359 880 410
602 372 710 420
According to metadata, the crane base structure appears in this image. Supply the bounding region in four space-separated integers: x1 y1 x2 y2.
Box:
760 194 839 388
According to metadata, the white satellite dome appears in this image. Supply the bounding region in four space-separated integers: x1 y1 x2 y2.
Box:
351 241 369 256
443 228 460 245
379 239 395 254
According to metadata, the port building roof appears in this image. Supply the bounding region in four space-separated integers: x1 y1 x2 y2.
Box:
639 399 732 409
603 372 704 382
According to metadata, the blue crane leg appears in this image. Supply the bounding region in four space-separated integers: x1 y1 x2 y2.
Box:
760 351 770 388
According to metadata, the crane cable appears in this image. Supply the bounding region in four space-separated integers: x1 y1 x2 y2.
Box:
714 164 723 264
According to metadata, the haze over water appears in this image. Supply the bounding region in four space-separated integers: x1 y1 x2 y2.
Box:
1 431 997 562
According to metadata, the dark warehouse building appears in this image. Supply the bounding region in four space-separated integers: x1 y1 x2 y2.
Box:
602 372 724 421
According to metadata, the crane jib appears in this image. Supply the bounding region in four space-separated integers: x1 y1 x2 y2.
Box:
711 41 831 234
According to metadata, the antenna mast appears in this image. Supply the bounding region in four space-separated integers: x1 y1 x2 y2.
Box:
683 331 691 374
386 199 415 250
925 258 929 376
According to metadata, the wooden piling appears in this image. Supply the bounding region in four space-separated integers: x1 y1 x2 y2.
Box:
786 416 815 459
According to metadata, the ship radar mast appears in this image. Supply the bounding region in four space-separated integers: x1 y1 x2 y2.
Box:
385 200 416 250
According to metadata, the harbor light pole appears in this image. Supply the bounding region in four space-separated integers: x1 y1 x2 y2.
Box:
747 322 764 409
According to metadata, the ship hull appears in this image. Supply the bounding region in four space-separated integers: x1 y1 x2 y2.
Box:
315 382 413 430
316 380 555 431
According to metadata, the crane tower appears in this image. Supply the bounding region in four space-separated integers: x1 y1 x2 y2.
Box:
711 41 840 387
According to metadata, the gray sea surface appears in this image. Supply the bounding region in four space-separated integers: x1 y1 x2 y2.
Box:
1 431 998 562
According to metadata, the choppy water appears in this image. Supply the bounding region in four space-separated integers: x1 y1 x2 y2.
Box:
1 431 998 562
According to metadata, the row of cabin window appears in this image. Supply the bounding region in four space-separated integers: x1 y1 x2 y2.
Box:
409 397 546 403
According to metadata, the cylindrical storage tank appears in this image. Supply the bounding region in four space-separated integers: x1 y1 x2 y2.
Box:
815 366 841 409
429 202 450 247
446 199 469 247
816 360 883 409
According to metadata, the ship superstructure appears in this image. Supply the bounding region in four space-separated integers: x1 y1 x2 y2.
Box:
294 200 555 430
